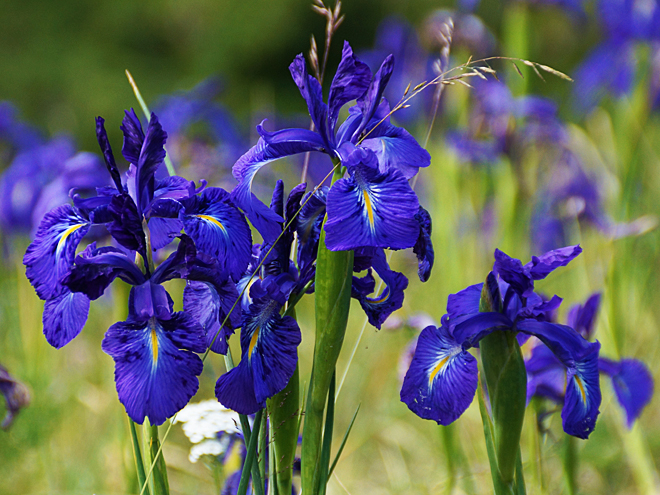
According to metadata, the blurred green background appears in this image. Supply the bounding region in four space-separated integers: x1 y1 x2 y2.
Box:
1 0 659 494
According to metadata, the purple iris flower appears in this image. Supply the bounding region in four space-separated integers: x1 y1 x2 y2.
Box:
23 110 254 424
401 245 603 439
572 0 660 112
231 41 431 248
527 293 654 428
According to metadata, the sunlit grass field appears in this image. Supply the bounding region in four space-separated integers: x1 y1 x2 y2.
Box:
1 1 660 494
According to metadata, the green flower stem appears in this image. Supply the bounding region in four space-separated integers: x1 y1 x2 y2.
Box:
440 425 457 493
301 164 354 495
267 365 300 495
562 434 578 495
143 419 169 495
129 419 151 495
238 409 264 495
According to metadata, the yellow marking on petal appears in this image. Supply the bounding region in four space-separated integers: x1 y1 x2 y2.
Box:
150 327 159 364
196 214 227 233
575 375 587 403
429 356 450 385
363 190 375 228
371 290 390 304
248 326 260 359
56 224 85 256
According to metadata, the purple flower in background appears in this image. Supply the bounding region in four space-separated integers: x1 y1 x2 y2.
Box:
154 78 248 188
231 41 431 249
527 293 654 428
0 364 30 430
572 0 660 112
401 246 603 439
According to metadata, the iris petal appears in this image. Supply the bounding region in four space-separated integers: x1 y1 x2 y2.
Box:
600 358 654 428
24 204 90 301
102 312 205 425
42 288 90 349
325 149 419 250
400 324 478 425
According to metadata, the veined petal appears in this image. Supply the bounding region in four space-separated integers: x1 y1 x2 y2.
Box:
120 109 145 166
183 187 252 281
325 149 419 251
24 204 90 300
328 41 372 135
102 313 205 425
42 288 90 349
400 324 478 424
148 216 183 250
516 319 601 438
184 280 239 354
600 358 653 428
136 113 168 215
354 54 395 139
216 299 301 414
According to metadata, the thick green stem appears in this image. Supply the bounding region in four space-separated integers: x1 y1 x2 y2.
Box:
143 420 169 495
267 365 300 495
562 434 578 495
301 166 354 495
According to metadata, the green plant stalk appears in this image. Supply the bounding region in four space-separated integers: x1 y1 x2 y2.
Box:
129 419 151 495
301 166 354 495
562 434 577 495
143 420 169 495
440 425 457 493
238 409 264 495
502 2 529 96
317 373 336 495
267 365 300 495
478 279 527 488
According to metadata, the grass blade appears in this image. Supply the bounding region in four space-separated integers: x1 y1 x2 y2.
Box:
328 403 360 477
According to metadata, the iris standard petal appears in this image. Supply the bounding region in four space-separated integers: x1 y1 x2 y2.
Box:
354 54 394 139
120 109 145 166
95 116 124 192
42 288 90 349
102 313 205 425
524 245 582 280
289 54 330 146
327 41 372 134
600 358 654 428
567 293 601 340
493 249 534 298
136 113 168 215
24 204 90 300
400 324 478 424
183 187 252 281
324 150 419 250
106 193 147 255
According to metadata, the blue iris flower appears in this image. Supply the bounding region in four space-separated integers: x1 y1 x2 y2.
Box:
401 245 603 439
24 110 254 424
527 293 654 428
231 41 431 250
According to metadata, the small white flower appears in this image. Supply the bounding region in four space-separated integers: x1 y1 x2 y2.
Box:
174 399 241 445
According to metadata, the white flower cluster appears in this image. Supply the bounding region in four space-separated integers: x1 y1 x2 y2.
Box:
174 399 242 463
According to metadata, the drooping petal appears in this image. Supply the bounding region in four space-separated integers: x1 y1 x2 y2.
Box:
183 187 252 280
216 298 301 414
102 312 205 425
328 42 372 135
324 148 419 250
413 206 434 282
524 245 582 280
354 250 408 329
516 319 601 438
42 289 90 349
600 358 654 428
24 204 90 300
231 126 324 242
400 324 478 425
